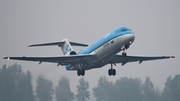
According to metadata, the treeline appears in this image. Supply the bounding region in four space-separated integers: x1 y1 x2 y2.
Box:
0 64 180 101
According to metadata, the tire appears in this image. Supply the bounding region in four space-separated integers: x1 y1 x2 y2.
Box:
112 69 116 76
108 69 112 76
82 69 85 76
77 69 81 76
122 53 127 56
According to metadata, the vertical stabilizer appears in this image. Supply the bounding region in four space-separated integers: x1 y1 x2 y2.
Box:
59 38 73 55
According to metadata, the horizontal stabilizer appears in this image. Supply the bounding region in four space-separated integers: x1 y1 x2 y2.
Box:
28 41 88 47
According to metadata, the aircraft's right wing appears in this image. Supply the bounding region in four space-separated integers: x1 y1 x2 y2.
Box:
110 55 175 66
3 54 94 66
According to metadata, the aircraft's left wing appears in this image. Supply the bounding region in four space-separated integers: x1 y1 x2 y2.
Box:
111 55 175 66
3 54 94 66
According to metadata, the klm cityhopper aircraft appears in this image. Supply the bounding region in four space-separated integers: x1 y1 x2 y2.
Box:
4 26 175 76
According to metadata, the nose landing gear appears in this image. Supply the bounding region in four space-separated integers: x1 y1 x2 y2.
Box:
122 45 129 57
122 52 127 57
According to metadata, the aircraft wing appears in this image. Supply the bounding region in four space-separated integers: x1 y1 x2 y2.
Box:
111 55 175 66
3 54 94 66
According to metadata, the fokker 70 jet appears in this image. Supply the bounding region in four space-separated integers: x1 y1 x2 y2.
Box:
4 26 175 76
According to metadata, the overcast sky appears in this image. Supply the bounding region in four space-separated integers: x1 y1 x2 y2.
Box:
0 0 179 92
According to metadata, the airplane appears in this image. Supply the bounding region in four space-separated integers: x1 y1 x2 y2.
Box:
3 26 175 76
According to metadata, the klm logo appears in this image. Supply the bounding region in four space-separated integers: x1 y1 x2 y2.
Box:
64 44 71 54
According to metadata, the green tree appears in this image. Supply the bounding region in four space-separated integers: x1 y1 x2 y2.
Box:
161 76 172 101
161 75 180 101
114 77 143 101
93 76 114 101
26 70 35 101
76 78 90 101
0 64 35 101
15 70 35 101
55 76 74 101
142 76 160 101
0 64 14 101
36 75 54 101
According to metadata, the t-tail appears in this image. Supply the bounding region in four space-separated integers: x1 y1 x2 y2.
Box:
28 38 88 55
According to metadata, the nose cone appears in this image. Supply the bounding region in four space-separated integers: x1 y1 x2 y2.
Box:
130 33 135 42
127 33 135 45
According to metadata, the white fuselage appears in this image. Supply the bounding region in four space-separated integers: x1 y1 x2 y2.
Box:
70 34 135 70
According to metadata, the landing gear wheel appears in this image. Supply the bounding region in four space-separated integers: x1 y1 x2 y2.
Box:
108 69 116 76
82 69 85 76
77 69 81 76
122 52 127 56
77 69 85 76
112 69 116 76
108 69 112 76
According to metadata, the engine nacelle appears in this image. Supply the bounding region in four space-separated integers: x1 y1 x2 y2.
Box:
66 51 77 55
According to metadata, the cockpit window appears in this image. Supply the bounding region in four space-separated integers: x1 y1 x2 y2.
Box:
116 30 121 34
121 29 127 32
116 27 132 34
128 29 131 31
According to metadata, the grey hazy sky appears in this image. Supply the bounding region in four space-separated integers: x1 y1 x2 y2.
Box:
0 1 179 92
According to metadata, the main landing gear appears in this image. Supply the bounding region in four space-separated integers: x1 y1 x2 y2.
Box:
77 69 85 76
108 63 116 76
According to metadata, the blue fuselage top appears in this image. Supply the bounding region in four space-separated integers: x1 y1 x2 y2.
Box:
78 26 134 55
